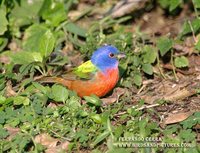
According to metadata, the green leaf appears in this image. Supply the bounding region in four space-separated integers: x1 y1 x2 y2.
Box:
158 0 182 11
179 129 196 142
181 18 200 36
50 84 69 102
195 38 200 51
142 63 153 75
132 55 140 66
91 131 110 147
13 96 30 106
0 8 8 35
169 0 182 11
90 114 102 123
158 0 169 8
174 56 189 68
193 0 200 8
0 38 8 51
39 30 55 58
84 95 102 106
133 73 142 86
65 22 87 37
9 0 43 27
39 0 67 26
0 127 9 139
142 45 157 64
157 37 173 56
23 24 49 52
32 82 49 94
107 118 112 133
10 51 43 65
0 95 6 104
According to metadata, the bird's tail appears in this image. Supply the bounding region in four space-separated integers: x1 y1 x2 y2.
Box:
36 76 72 88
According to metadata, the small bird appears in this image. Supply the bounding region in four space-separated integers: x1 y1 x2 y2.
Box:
39 45 125 97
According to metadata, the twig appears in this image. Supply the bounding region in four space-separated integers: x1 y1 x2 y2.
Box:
113 111 127 117
133 103 160 111
188 20 197 43
156 51 166 79
50 129 72 141
171 50 178 81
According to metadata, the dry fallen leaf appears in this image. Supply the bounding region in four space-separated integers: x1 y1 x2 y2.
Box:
34 133 58 148
34 133 69 153
5 126 20 141
109 0 147 18
45 141 70 153
5 80 17 97
163 111 193 125
102 97 117 105
0 55 10 64
164 88 196 102
102 87 126 105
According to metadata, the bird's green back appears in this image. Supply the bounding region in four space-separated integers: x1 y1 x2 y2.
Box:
73 60 98 79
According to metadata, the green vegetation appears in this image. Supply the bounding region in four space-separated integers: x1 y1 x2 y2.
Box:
0 0 200 152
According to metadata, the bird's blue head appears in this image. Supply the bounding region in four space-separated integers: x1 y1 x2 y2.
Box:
91 45 125 72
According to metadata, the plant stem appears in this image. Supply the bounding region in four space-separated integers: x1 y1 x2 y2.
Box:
156 52 166 79
171 50 178 81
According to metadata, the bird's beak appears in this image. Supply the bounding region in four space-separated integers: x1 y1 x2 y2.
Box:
116 53 126 59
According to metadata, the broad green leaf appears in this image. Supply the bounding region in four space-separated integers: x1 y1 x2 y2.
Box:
68 96 81 110
0 127 9 139
65 22 87 37
0 95 6 104
132 55 140 67
10 51 42 65
174 56 189 68
179 129 196 142
91 114 102 123
0 38 8 52
31 52 43 62
195 38 200 51
39 0 67 26
181 18 200 36
0 112 5 124
39 30 55 58
91 131 110 147
181 115 198 129
0 8 8 35
13 96 30 106
193 0 200 8
169 0 182 11
158 0 169 8
142 63 153 75
23 24 48 52
133 73 142 86
158 0 182 11
84 95 102 106
142 46 157 64
9 0 43 28
32 82 49 94
157 37 173 56
50 84 69 102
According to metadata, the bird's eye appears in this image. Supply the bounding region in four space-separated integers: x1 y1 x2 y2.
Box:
109 53 115 58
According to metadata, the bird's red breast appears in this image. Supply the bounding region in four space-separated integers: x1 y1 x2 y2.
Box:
69 68 119 97
51 68 119 97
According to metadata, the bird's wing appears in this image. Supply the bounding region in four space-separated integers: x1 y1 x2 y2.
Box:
72 60 98 80
61 60 98 80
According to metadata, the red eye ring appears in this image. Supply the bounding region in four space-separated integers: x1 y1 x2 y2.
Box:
109 53 115 58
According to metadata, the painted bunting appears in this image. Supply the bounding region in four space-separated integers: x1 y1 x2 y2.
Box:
39 45 125 97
